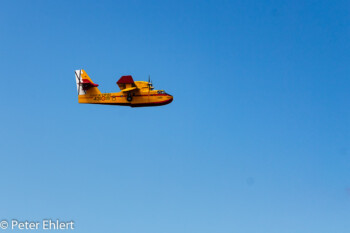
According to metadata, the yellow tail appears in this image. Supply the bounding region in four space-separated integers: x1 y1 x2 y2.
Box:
75 69 101 96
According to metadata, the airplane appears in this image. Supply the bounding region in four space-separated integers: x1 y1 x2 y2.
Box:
74 69 173 107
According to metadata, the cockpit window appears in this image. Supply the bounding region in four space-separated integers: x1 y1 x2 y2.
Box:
158 90 165 94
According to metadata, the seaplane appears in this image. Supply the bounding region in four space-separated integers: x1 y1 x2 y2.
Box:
74 69 173 107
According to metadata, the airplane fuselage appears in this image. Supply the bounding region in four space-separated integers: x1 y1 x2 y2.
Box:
78 91 173 107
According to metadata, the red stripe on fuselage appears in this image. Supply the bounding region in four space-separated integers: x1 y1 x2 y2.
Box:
82 97 173 107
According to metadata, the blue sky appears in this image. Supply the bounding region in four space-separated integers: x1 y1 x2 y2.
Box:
0 0 349 232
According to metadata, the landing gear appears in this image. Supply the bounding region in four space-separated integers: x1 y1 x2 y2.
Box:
127 93 133 102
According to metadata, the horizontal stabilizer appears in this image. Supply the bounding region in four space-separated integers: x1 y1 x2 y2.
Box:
81 79 99 90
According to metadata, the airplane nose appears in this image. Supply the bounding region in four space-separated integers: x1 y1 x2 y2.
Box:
168 94 173 103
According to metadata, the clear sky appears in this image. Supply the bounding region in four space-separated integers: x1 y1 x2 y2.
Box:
0 0 349 232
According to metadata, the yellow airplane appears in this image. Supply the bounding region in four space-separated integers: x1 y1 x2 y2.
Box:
74 69 173 107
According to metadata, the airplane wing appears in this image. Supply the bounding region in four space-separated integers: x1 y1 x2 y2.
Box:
121 87 138 92
117 75 138 91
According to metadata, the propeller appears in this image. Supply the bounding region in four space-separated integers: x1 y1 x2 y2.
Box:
148 75 154 90
148 75 154 98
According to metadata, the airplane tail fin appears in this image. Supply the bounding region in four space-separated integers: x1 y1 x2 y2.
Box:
75 69 101 95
